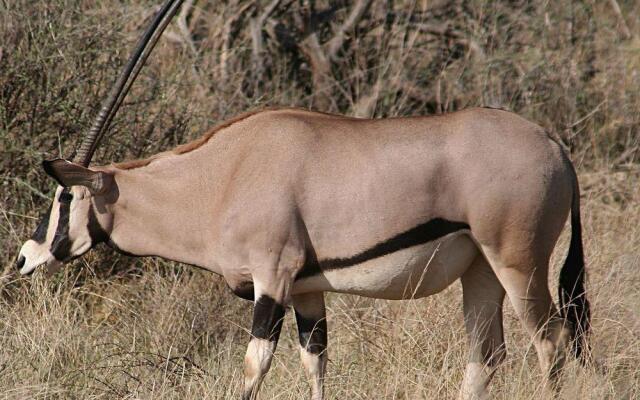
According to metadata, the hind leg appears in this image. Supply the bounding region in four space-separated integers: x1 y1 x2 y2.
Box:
481 245 571 388
293 292 327 400
459 255 506 400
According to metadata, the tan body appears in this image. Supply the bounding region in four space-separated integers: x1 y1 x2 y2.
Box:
18 107 589 400
102 107 571 289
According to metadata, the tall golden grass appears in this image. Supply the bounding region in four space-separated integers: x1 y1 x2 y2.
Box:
1 1 639 398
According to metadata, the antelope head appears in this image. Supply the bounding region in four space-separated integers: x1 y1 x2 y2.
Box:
16 161 115 275
16 0 184 275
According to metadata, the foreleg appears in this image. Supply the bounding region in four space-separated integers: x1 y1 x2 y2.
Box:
243 284 287 400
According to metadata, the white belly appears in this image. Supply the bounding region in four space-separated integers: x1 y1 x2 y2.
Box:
292 232 478 300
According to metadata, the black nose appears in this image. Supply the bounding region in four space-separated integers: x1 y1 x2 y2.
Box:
16 255 25 270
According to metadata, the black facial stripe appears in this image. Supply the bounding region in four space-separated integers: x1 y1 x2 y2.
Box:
31 205 52 244
59 191 73 203
297 218 470 280
50 188 72 260
88 205 109 245
251 295 285 342
295 311 327 355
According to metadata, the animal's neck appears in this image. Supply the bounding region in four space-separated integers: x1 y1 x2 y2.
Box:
104 157 227 274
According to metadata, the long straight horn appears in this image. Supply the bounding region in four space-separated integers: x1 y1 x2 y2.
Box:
74 0 185 167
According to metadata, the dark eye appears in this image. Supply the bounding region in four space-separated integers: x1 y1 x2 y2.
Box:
59 192 73 203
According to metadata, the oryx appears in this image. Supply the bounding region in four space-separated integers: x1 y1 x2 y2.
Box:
15 1 590 399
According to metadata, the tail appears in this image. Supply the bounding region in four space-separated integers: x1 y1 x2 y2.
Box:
558 168 591 363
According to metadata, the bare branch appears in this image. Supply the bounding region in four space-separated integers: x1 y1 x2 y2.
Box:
299 32 333 110
163 30 185 45
326 0 374 59
177 0 196 55
416 22 485 60
398 81 436 104
220 24 232 82
608 0 633 40
351 0 393 118
296 0 374 109
250 0 282 76
220 1 253 82
188 0 202 32
352 78 381 118
434 77 442 114
262 0 283 21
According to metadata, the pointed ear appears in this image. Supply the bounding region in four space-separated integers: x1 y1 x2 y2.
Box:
42 159 112 195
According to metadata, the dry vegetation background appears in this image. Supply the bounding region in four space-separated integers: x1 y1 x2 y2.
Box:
1 0 639 398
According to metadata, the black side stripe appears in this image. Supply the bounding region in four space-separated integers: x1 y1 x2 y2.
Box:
297 218 470 280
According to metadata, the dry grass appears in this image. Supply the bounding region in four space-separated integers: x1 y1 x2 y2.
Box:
1 176 639 399
1 0 639 399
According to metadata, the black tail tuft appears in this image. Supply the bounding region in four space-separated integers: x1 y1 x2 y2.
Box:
558 181 591 363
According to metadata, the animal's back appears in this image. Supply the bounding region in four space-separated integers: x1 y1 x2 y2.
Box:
217 108 573 273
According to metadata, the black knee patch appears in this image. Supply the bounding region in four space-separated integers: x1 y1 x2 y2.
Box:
251 295 285 342
295 310 327 355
